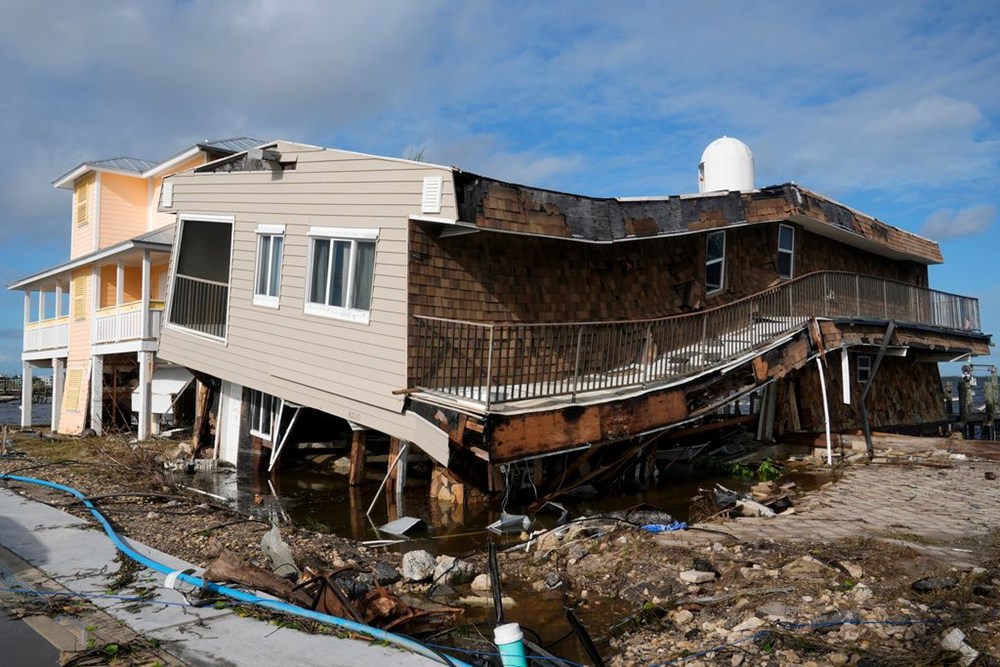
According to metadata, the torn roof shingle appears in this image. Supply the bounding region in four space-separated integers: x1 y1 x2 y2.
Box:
196 137 263 153
453 172 943 265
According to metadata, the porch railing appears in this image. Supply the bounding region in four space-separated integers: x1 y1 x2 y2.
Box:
412 271 982 407
93 301 165 344
168 274 229 339
23 317 69 352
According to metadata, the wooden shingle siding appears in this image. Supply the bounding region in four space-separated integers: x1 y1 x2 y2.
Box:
157 142 456 444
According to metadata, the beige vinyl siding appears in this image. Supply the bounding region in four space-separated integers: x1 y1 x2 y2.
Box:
149 156 205 230
157 142 458 447
99 173 147 248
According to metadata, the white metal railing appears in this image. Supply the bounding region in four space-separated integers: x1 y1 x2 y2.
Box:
168 274 229 339
413 271 982 407
93 301 166 344
23 317 69 352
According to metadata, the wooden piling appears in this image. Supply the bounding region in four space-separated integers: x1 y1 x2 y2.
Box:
348 429 366 486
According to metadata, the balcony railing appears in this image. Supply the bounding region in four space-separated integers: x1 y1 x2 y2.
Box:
412 271 982 408
168 274 229 339
23 317 69 352
93 301 165 345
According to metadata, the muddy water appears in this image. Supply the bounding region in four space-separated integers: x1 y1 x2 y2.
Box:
177 461 835 663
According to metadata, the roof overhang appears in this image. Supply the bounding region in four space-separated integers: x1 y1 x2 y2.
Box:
8 237 172 291
142 146 203 179
52 165 148 190
787 213 940 265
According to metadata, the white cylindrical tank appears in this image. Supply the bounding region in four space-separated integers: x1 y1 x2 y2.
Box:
698 136 754 193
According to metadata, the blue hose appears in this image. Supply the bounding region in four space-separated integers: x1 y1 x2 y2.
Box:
0 473 471 667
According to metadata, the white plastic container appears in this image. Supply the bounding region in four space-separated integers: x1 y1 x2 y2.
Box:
493 622 528 667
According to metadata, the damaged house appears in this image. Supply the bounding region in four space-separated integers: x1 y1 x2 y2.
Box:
148 136 989 498
10 138 263 438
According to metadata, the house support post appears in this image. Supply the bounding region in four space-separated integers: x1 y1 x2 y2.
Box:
192 380 210 452
51 357 64 432
815 357 833 465
20 361 33 428
90 355 104 436
348 427 367 486
860 321 896 461
137 351 153 441
141 250 151 339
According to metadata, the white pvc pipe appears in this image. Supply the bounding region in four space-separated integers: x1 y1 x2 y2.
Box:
816 357 832 465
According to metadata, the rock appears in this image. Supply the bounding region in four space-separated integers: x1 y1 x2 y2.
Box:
758 601 792 622
838 560 864 580
781 555 830 575
911 576 958 593
427 584 456 601
731 616 765 634
372 561 401 585
828 653 849 665
941 628 979 666
567 543 587 562
458 595 515 607
679 570 716 584
673 609 694 625
692 558 720 576
814 611 859 633
852 582 873 603
471 573 492 592
731 654 744 667
400 550 436 582
986 471 997 480
839 623 862 642
544 571 562 589
433 555 476 585
331 456 351 473
531 580 546 592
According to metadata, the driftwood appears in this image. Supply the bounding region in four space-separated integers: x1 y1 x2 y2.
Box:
202 538 462 635
203 537 311 607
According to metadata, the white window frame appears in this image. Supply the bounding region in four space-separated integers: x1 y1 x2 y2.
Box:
253 224 285 308
304 227 378 324
705 230 726 295
777 223 795 280
856 355 872 384
249 389 276 440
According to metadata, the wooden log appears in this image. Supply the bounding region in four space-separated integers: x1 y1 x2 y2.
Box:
203 537 311 607
191 380 209 451
348 429 367 486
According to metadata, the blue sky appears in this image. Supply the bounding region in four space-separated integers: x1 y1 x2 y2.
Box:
0 1 997 374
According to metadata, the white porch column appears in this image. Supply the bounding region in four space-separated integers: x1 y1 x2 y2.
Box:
141 250 151 339
54 283 63 318
22 292 30 351
38 291 46 321
116 260 124 306
20 361 33 428
137 351 153 441
51 357 65 432
90 355 104 436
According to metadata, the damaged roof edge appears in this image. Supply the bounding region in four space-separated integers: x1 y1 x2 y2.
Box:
451 172 941 264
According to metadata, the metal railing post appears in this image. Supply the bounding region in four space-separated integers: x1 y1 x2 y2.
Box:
571 325 584 402
484 325 495 410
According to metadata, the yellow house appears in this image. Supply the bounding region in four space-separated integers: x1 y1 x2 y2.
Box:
10 138 262 438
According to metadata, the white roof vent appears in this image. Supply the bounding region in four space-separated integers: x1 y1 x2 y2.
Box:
698 136 754 193
421 176 443 214
160 181 174 208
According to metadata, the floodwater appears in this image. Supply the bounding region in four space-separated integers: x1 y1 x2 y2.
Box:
0 401 53 426
177 458 836 664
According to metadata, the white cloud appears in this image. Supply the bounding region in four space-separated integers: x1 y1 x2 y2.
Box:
921 205 996 240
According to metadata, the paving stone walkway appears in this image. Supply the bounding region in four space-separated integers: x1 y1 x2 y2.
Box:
664 460 1000 565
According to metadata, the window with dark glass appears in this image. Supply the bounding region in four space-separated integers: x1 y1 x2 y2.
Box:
705 230 726 293
778 224 795 279
249 389 275 439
